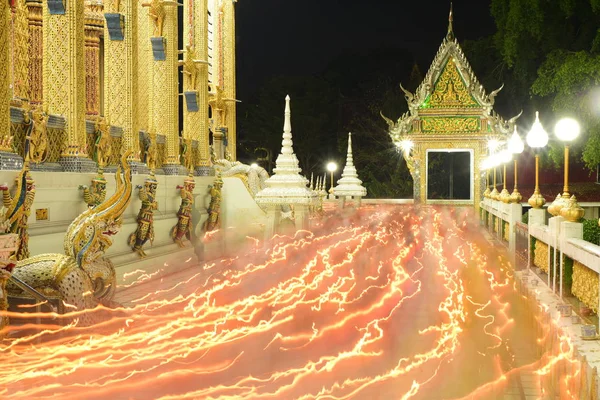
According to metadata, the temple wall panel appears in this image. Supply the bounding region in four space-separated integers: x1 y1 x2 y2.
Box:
43 0 87 157
151 6 179 168
0 1 10 145
183 0 210 168
222 0 236 160
137 1 151 132
27 0 43 104
103 0 140 160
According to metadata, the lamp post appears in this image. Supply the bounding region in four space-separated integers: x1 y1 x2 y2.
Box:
499 149 512 203
326 161 337 199
507 127 525 203
488 139 501 201
555 118 580 197
526 112 549 209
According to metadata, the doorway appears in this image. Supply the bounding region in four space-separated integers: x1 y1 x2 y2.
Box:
426 150 473 201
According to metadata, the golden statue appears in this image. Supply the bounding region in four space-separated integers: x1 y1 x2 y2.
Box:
180 44 200 91
141 0 177 37
0 164 35 260
80 171 107 209
145 131 158 172
182 137 194 173
94 117 112 169
22 105 49 164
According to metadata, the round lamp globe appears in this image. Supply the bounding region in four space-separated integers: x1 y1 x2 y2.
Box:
526 111 549 149
555 118 580 142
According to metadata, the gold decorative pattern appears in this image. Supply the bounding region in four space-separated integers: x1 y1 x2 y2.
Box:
108 136 122 166
1 2 11 147
84 1 103 116
572 261 599 313
13 0 30 101
422 57 479 109
104 0 140 161
222 0 236 160
137 1 151 132
183 0 209 167
150 5 179 166
44 0 88 157
27 0 43 104
534 241 549 273
421 117 481 133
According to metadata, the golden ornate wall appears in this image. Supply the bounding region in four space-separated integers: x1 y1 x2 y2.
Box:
27 0 43 105
0 1 10 149
150 5 179 168
104 0 140 161
222 0 236 160
183 0 210 169
137 1 151 134
84 1 103 117
43 0 87 158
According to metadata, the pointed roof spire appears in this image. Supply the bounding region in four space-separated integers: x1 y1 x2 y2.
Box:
254 95 317 207
333 133 367 199
446 3 454 41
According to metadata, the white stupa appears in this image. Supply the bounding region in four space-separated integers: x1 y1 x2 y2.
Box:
333 132 367 208
255 95 317 238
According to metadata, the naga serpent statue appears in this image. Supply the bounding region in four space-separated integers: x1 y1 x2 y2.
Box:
6 152 133 324
212 159 269 199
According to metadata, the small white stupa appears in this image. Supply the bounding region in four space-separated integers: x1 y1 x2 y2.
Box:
255 95 317 239
333 132 367 208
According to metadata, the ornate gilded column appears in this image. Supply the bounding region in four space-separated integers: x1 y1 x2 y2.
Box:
183 0 211 175
103 0 141 164
1 1 10 145
147 2 180 174
11 0 30 102
44 0 94 171
222 0 236 161
137 1 152 135
26 0 43 105
84 1 103 118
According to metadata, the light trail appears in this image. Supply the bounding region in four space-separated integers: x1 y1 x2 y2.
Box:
0 206 581 399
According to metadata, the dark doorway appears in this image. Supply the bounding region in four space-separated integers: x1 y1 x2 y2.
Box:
427 151 471 200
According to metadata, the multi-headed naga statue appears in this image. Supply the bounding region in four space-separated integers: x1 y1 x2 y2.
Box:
0 164 35 260
6 152 133 324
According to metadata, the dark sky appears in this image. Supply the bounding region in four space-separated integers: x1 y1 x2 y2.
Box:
236 1 495 100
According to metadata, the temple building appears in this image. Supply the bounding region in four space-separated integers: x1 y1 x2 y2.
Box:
0 0 253 305
2 0 237 174
384 9 521 208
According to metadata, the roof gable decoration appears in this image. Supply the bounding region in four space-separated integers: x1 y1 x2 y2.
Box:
400 39 502 115
382 7 523 141
420 57 480 109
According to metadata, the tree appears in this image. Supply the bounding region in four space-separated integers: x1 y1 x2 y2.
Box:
469 0 600 170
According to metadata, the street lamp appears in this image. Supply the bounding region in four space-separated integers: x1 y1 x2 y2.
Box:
489 151 503 201
507 127 525 203
498 149 512 203
526 111 549 209
326 161 337 198
555 118 580 196
548 117 580 217
488 139 502 200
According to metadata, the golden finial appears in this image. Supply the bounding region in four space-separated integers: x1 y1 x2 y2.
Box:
447 3 454 41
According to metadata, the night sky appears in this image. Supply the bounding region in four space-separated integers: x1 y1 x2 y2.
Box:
236 1 495 100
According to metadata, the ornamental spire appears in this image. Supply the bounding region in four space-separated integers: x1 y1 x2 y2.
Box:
446 3 454 41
